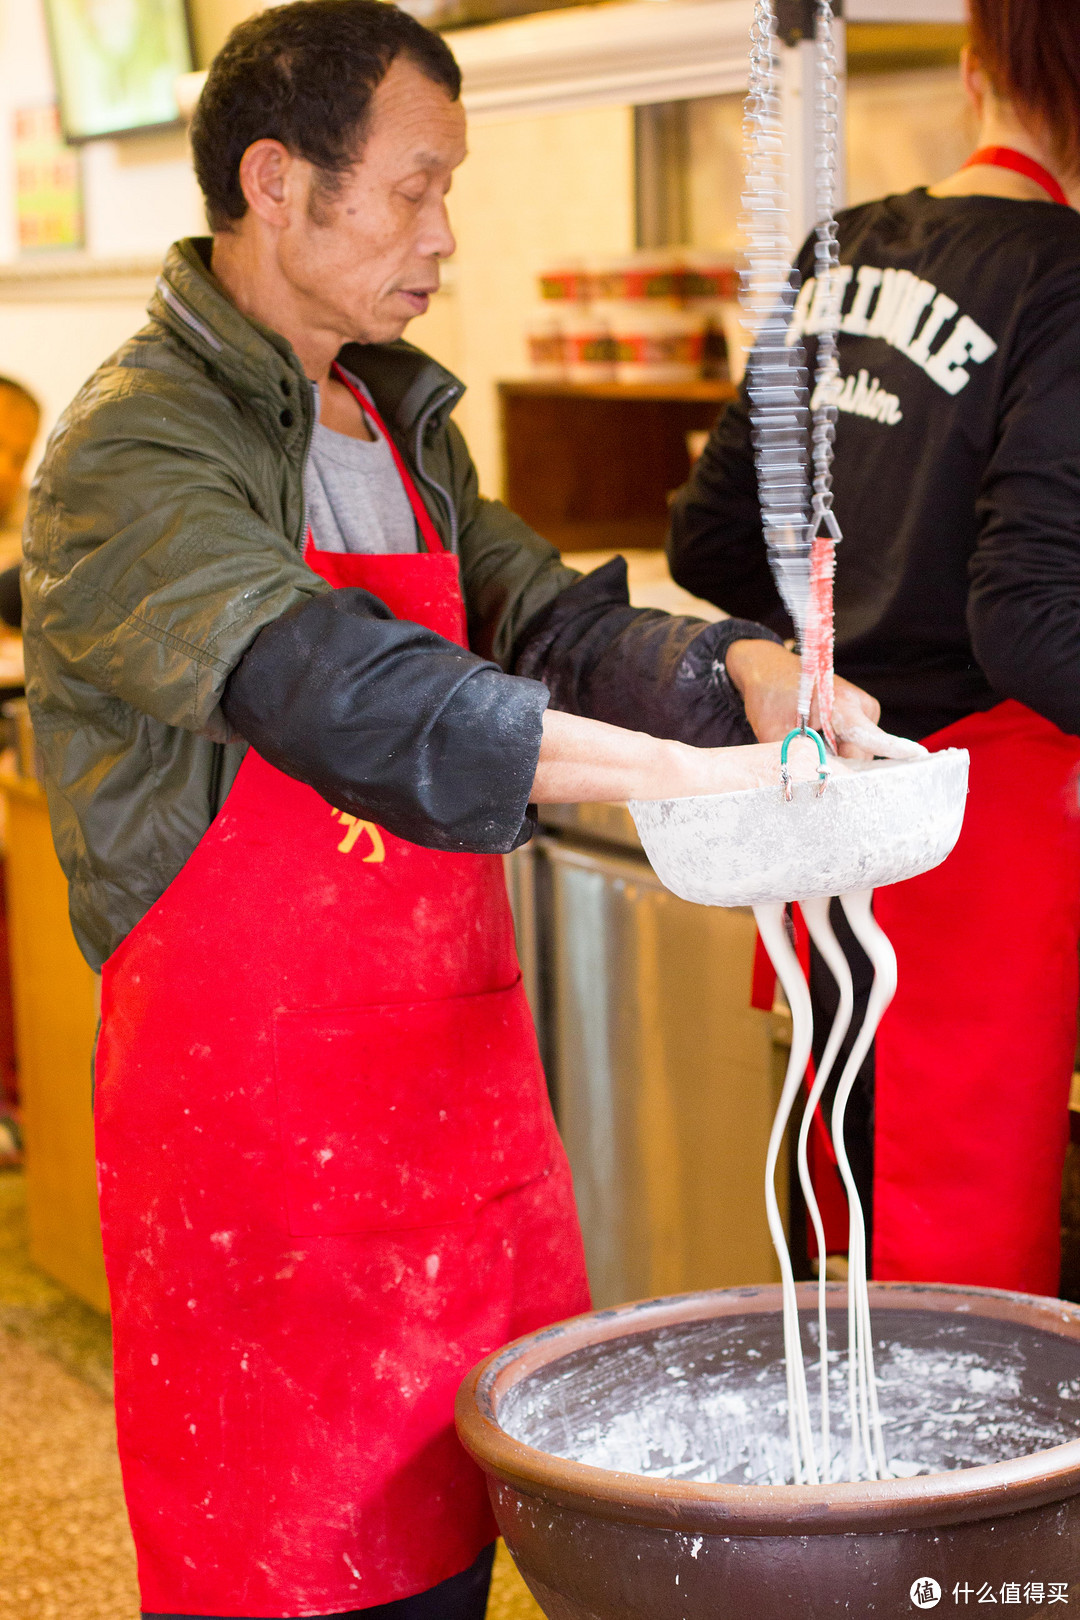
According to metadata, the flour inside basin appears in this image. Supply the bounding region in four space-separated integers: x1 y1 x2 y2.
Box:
497 1309 1080 1486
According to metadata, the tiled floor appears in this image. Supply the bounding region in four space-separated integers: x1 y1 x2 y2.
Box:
0 1173 113 1397
0 1329 139 1619
0 1171 544 1620
487 1548 546 1620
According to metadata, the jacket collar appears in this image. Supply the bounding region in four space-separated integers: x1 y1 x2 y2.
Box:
150 239 465 445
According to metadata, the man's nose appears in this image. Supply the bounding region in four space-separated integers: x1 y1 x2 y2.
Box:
423 198 456 261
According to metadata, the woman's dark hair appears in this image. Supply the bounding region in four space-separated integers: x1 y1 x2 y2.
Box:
968 0 1080 177
191 0 462 232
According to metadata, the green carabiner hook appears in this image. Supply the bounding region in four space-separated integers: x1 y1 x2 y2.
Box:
779 724 830 800
780 725 827 768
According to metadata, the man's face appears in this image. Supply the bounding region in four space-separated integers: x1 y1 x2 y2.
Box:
276 57 465 347
0 390 39 524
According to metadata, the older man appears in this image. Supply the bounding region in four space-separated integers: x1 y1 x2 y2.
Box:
24 4 888 1617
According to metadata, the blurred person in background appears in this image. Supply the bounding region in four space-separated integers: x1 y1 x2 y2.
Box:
0 377 35 1158
669 0 1080 1301
0 375 39 629
0 376 39 568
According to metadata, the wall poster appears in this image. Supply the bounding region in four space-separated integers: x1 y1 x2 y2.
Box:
14 103 84 253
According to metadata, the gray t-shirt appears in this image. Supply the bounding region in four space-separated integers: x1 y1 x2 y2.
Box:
304 379 418 555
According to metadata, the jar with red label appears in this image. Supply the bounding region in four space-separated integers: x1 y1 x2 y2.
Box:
537 262 590 303
563 307 618 381
602 304 704 383
525 307 568 378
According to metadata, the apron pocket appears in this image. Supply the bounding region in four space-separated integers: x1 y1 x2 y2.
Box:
273 979 557 1236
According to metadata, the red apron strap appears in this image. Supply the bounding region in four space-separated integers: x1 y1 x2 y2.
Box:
962 145 1070 207
750 928 777 1012
330 361 447 554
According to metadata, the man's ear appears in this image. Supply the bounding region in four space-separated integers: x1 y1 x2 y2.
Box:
237 139 297 227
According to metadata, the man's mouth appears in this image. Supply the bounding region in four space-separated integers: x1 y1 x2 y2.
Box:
398 288 436 315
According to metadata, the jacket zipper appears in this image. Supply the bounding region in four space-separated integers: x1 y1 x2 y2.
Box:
412 384 462 553
156 278 224 353
296 375 317 552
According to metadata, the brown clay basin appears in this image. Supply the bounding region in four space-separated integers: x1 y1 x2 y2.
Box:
456 1283 1080 1617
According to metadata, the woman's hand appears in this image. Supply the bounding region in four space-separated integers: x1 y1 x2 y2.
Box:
724 639 927 761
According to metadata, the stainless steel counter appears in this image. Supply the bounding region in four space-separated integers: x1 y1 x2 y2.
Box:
507 805 785 1309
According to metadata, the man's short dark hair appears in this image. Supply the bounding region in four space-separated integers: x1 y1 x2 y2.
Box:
191 0 463 233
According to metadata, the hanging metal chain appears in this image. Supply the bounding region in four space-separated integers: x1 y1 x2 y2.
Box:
740 0 812 644
795 0 844 740
810 0 842 546
741 0 846 739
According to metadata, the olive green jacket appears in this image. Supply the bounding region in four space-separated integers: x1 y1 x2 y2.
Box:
23 238 576 970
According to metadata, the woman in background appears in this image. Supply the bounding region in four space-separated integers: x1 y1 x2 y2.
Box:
669 0 1080 1299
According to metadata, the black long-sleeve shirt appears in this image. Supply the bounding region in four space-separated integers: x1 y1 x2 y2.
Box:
669 188 1080 740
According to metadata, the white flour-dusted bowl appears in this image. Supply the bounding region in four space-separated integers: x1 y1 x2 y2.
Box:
628 749 969 908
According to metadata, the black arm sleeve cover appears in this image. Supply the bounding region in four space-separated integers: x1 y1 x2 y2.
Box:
221 587 549 853
513 556 782 747
666 389 792 637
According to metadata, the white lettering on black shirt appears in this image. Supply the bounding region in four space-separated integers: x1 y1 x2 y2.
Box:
788 266 997 398
811 368 903 424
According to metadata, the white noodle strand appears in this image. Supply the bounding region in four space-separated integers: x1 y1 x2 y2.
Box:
829 889 897 1478
796 896 855 1481
753 902 820 1485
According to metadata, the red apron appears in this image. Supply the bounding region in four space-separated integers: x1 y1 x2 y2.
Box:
94 374 589 1617
874 700 1080 1295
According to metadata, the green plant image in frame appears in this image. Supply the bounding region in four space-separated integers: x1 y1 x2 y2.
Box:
43 0 194 143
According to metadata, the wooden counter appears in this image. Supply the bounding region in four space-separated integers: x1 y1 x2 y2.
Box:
499 378 736 553
1 769 107 1311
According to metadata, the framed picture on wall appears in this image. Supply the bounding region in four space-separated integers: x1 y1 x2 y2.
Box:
401 0 593 24
43 0 195 144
